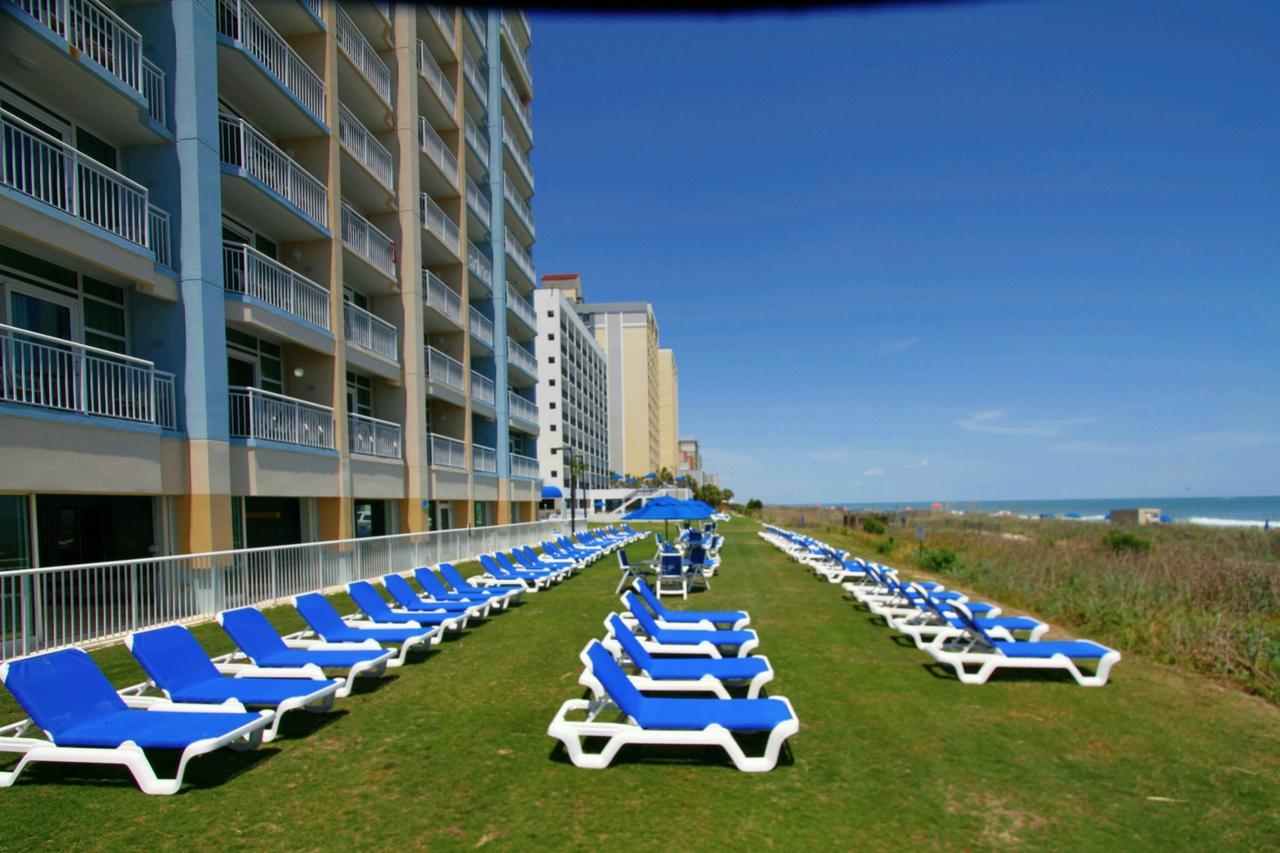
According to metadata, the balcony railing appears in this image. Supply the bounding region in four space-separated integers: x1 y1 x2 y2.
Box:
416 40 457 117
471 370 495 406
0 322 176 428
12 0 144 95
467 241 492 289
229 385 333 449
464 113 490 171
348 412 401 459
505 228 535 283
510 452 539 480
344 301 398 362
423 270 462 325
463 7 485 43
501 119 534 190
216 0 325 122
419 193 460 257
507 336 536 376
506 282 535 329
499 14 532 93
429 432 466 469
339 103 394 191
147 204 172 267
335 5 391 105
508 390 538 425
462 49 488 110
428 5 455 50
219 114 328 226
223 241 330 329
425 345 464 392
468 305 493 347
142 58 167 127
500 64 533 143
2 109 153 251
472 441 496 474
503 175 535 238
340 202 396 278
418 118 459 187
516 9 531 43
466 176 491 229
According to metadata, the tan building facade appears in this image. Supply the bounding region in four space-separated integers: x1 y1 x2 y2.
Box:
657 348 679 471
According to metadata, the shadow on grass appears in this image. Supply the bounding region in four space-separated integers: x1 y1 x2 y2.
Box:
546 737 795 771
348 673 401 695
11 743 279 794
920 661 1106 686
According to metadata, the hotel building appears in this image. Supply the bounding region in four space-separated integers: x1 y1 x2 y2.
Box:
0 2 540 569
656 347 677 471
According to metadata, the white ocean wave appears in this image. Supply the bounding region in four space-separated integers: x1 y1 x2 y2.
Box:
1187 516 1276 529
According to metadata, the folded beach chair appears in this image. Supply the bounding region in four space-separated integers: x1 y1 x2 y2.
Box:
602 614 773 699
631 578 750 630
479 554 552 591
293 593 438 666
347 581 475 629
427 565 522 606
127 624 340 743
437 562 527 601
396 570 508 612
0 648 273 795
922 602 1122 686
887 583 1048 648
547 642 798 772
621 592 759 658
216 607 394 697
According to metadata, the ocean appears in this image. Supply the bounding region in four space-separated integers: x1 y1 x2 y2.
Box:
831 496 1280 528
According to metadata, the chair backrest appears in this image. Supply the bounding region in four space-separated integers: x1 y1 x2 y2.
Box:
617 550 631 569
413 567 452 598
218 607 289 658
659 553 683 577
294 592 349 634
127 624 220 692
688 545 707 566
437 563 472 591
540 541 561 558
383 574 423 606
623 592 662 635
495 552 520 573
0 648 127 739
512 549 538 570
347 581 396 620
632 578 665 615
946 600 998 646
607 613 654 668
480 554 508 577
584 641 646 720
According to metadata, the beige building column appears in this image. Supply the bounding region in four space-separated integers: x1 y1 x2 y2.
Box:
180 440 233 553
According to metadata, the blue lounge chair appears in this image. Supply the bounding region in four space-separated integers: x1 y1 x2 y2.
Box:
293 593 437 666
656 552 689 599
497 551 566 583
422 565 521 607
547 642 798 772
127 625 340 743
0 648 272 795
888 583 1048 648
479 554 552 591
436 563 526 602
631 579 749 630
390 571 507 612
602 614 773 698
514 546 575 575
621 592 759 658
216 607 393 697
348 580 478 627
614 549 655 595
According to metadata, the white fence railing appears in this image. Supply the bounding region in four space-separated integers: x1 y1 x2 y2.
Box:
0 519 563 661
508 390 538 425
426 345 465 392
467 240 492 289
503 174 535 237
148 204 172 267
216 0 325 121
468 305 493 347
462 49 488 110
500 63 532 143
499 14 532 92
505 228 535 284
348 412 401 459
422 269 462 325
419 193 461 257
228 385 333 449
13 0 143 93
473 442 497 473
507 336 536 376
341 202 396 278
464 7 486 44
471 370 495 405
336 5 391 105
467 176 492 229
428 5 455 50
338 103 394 191
429 431 466 469
219 114 328 226
0 322 175 428
223 241 330 329
416 39 457 117
506 282 536 329
510 452 539 480
343 301 398 362
501 119 535 190
418 117 459 187
464 113 490 170
142 58 167 128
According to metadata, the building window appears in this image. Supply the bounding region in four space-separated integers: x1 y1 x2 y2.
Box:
550 424 557 431
548 355 555 364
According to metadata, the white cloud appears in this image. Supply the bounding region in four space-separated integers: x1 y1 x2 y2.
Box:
907 458 929 469
957 409 1095 437
1054 431 1278 456
862 467 885 477
877 336 920 356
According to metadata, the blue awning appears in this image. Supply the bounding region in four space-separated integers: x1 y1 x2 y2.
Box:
541 485 563 499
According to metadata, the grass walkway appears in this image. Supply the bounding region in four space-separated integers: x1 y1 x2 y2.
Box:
1 519 1277 848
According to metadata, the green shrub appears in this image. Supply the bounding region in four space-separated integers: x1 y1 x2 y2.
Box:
746 498 763 512
1103 530 1153 554
862 517 887 535
920 546 960 573
874 537 897 556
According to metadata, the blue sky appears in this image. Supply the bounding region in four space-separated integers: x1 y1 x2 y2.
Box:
527 0 1280 504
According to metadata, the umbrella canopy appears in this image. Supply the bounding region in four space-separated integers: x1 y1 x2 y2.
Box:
1065 512 1082 519
1159 514 1173 524
610 473 624 480
541 485 564 499
686 499 717 515
623 497 713 537
594 500 605 508
643 472 657 479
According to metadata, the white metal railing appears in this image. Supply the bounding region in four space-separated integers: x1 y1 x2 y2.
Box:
219 114 327 226
470 370 495 405
502 119 535 190
464 7 485 43
468 305 493 346
12 0 143 93
148 204 172 267
341 202 396 277
300 0 321 20
503 174 535 238
428 5 455 50
419 193 461 257
336 5 391 105
466 175 491 229
0 519 564 660
1 109 150 250
142 58 167 128
462 49 488 110
418 118 459 186
372 0 389 24
508 390 538 425
339 103 394 191
422 269 462 324
499 14 532 93
425 345 464 392
0 322 174 427
516 10 531 44
505 227 535 283
153 370 176 430
348 412 401 459
507 336 536 375
506 282 535 329
472 441 496 473
343 301 398 362
228 385 333 449
222 241 330 329
464 113 490 170
216 0 325 121
416 39 457 117
467 241 492 289
510 451 539 479
429 431 466 468
500 64 533 143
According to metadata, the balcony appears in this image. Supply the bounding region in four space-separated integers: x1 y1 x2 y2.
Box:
463 113 490 177
338 104 394 202
427 5 456 55
500 64 533 146
0 322 176 430
348 412 401 460
418 118 459 194
416 40 457 127
429 432 466 469
219 114 328 238
510 452 539 480
505 228 535 287
463 7 486 49
506 282 536 332
501 119 534 194
425 345 465 394
228 386 333 450
419 194 460 262
508 390 538 429
223 241 330 331
336 5 392 112
462 49 488 115
340 202 396 286
422 270 462 328
466 176 491 233
1 109 171 263
507 336 536 378
471 370 495 406
472 442 497 474
344 301 398 363
515 9 531 45
503 175 535 241
216 0 326 136
467 241 492 291
468 306 493 350
499 13 533 98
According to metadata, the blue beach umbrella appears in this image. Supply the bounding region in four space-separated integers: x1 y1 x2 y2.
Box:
1159 514 1173 524
1065 512 1082 519
610 473 624 481
624 496 712 538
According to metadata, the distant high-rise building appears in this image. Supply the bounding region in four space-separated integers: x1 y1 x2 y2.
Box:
678 438 702 472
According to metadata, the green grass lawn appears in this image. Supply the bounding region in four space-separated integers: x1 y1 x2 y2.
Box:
1 518 1277 849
